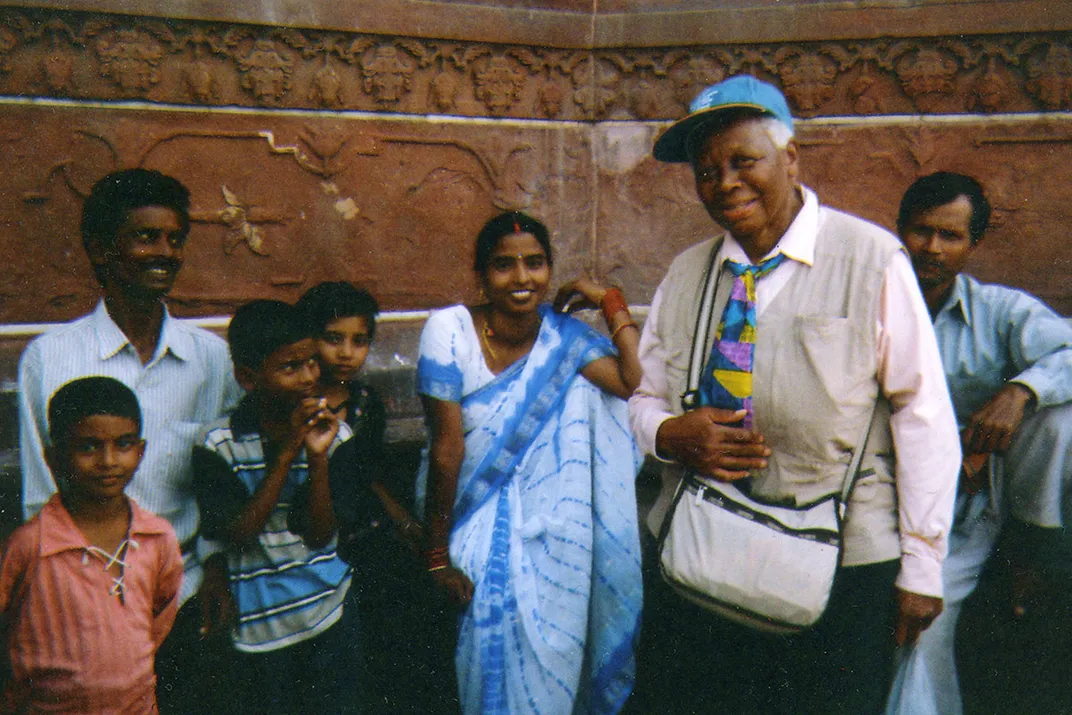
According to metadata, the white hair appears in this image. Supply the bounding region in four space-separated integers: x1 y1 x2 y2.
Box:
685 114 795 164
763 117 794 149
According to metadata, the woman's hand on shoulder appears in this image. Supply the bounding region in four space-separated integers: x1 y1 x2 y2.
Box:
553 276 608 314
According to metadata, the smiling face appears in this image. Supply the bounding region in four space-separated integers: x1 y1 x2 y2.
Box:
900 195 976 310
89 205 188 303
693 117 801 258
316 316 372 384
480 232 551 316
242 338 322 407
51 415 144 505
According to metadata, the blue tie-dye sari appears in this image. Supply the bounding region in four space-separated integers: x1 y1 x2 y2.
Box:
417 306 643 715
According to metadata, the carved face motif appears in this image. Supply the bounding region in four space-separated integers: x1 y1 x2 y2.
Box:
570 59 620 117
1028 45 1072 109
430 72 459 112
43 51 74 92
899 48 957 96
475 57 524 115
96 29 163 95
973 66 1009 113
670 57 725 109
239 40 293 105
312 62 343 108
363 46 414 105
780 54 837 112
537 81 563 117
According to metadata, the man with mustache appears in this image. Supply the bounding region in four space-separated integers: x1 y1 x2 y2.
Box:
626 77 960 714
887 172 1072 715
17 168 242 713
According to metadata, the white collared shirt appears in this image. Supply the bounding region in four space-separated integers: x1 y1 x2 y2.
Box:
18 300 243 605
629 187 960 597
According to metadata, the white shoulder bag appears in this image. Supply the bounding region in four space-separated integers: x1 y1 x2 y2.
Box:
657 245 875 634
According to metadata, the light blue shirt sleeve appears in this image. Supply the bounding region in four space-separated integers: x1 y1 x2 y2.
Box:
17 338 54 520
935 275 1072 425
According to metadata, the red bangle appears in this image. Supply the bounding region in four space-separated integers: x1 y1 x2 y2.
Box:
423 546 450 571
601 288 629 325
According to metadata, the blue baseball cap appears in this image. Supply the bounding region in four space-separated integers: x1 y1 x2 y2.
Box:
653 75 795 163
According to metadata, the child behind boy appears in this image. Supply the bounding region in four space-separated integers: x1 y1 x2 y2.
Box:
192 299 363 715
295 282 409 556
0 376 183 713
298 282 461 714
295 282 384 452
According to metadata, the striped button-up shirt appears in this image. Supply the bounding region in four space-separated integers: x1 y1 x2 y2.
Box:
0 494 184 713
18 300 243 605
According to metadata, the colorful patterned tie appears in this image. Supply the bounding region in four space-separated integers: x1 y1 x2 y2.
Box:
699 253 787 428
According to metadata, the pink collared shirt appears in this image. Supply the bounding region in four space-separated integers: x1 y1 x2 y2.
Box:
0 494 183 714
629 187 960 598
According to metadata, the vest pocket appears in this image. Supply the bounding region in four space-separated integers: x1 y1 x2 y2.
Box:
759 315 875 484
795 315 872 410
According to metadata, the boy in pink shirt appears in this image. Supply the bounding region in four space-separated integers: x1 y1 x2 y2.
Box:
0 376 183 713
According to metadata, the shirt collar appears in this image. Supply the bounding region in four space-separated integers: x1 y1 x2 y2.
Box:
38 493 170 558
90 299 192 363
719 186 819 267
936 273 973 326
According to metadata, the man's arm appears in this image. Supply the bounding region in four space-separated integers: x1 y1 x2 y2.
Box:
964 290 1072 453
629 274 770 480
628 285 675 458
1004 291 1072 407
877 251 961 642
17 345 55 520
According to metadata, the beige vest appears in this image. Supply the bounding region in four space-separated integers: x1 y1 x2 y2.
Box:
649 206 905 567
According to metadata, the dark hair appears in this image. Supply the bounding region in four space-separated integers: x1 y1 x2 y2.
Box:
81 168 191 255
228 299 312 371
473 212 553 276
48 376 142 447
897 172 991 245
296 282 380 339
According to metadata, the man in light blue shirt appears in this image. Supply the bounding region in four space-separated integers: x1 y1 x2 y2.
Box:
886 172 1072 715
17 169 243 713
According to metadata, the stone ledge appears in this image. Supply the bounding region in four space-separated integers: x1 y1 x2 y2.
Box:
12 1 1072 47
0 7 1067 120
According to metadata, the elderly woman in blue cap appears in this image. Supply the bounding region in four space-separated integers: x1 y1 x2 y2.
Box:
624 75 961 714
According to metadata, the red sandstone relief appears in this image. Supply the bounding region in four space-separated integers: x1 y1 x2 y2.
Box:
594 120 1072 314
0 107 593 322
0 10 1068 119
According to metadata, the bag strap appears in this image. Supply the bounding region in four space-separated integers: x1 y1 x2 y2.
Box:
681 239 724 412
839 401 878 504
680 237 878 503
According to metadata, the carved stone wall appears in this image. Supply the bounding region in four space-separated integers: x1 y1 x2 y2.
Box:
0 10 1069 119
0 0 1070 541
0 103 592 321
0 2 1068 326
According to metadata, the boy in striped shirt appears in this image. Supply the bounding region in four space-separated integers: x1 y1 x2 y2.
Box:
192 300 364 714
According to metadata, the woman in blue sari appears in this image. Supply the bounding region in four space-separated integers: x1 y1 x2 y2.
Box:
416 212 644 714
